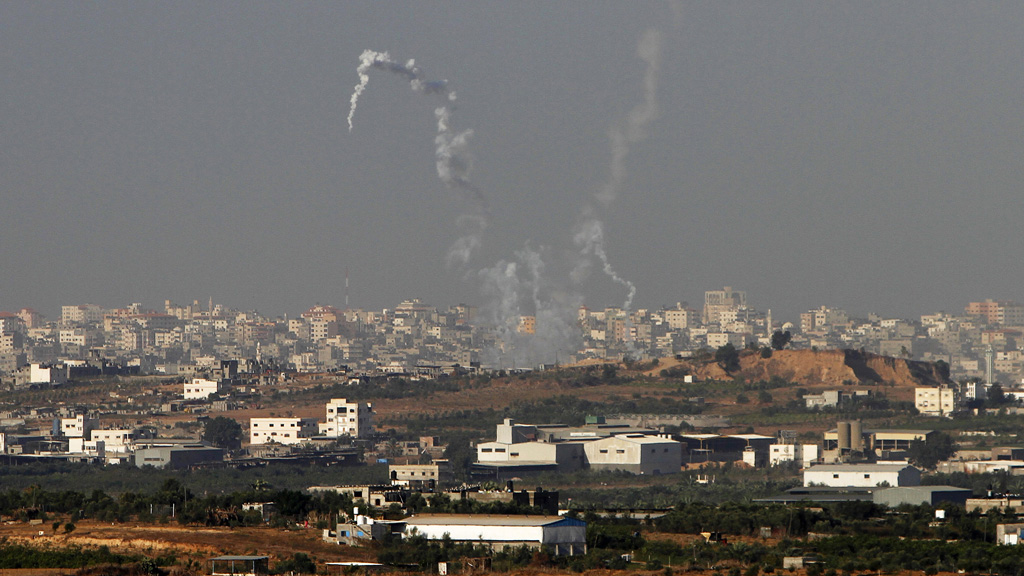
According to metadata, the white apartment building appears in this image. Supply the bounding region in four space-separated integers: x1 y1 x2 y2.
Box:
59 414 98 439
319 398 374 439
183 378 225 400
915 386 960 417
249 418 318 445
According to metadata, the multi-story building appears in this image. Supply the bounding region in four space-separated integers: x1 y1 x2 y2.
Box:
703 286 746 326
320 398 374 439
61 304 105 326
663 305 691 331
915 386 961 417
249 417 318 445
517 316 536 335
801 306 850 334
966 299 1024 327
58 414 98 439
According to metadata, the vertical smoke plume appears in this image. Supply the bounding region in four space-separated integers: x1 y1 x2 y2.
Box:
574 28 662 315
347 49 488 267
477 247 581 368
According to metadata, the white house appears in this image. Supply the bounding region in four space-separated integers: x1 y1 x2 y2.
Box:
28 363 67 385
58 414 98 439
319 398 374 439
249 417 318 445
769 443 819 467
803 463 921 488
404 514 586 556
69 429 137 460
183 378 225 400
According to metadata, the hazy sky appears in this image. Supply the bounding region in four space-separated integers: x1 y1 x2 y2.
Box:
4 2 1024 323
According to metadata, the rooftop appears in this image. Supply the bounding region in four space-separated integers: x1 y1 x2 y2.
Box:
405 514 583 527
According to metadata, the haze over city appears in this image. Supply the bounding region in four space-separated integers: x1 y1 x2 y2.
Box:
4 2 1024 323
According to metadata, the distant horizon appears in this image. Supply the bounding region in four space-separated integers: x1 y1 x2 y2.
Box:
5 4 1024 330
7 289 1007 328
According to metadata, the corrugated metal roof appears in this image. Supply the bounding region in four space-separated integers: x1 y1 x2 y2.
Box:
405 514 583 527
807 464 916 472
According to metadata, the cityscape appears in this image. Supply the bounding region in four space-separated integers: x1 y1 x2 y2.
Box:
0 288 1023 571
6 2 1024 575
3 288 1023 387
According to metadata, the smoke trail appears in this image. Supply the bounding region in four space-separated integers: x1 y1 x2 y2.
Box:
574 28 662 315
348 50 456 132
573 211 637 311
347 49 488 267
477 247 582 368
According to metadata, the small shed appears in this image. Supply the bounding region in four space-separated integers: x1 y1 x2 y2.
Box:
209 555 269 576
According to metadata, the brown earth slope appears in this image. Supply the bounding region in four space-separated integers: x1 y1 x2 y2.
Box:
664 349 949 389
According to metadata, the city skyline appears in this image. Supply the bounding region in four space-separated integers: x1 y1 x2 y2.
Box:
4 3 1024 322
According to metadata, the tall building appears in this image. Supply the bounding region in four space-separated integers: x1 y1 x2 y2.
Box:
320 398 374 439
703 286 746 326
965 299 1024 326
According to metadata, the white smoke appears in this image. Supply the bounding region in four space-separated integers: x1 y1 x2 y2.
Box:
574 28 662 316
573 210 637 311
347 49 488 267
477 247 582 368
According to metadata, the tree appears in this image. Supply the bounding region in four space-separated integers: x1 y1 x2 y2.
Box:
988 383 1008 406
715 343 741 373
202 416 243 450
934 360 951 381
906 432 956 469
770 330 792 351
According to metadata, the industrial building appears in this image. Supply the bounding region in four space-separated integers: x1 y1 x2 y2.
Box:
822 421 935 461
803 463 921 488
133 442 224 469
474 419 681 477
403 514 586 556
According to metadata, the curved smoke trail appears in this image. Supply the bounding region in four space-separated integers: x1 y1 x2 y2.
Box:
347 49 487 267
574 28 662 315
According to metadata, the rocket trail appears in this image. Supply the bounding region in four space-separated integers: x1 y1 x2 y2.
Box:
347 49 488 268
574 28 662 315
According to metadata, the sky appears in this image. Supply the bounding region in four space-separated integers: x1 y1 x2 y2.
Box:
3 2 1024 324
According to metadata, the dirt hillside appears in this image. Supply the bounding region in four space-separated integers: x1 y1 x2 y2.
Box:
671 349 949 390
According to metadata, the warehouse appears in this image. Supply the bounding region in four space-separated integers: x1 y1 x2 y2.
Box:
403 514 586 556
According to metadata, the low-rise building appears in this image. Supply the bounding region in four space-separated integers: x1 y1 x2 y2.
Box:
184 378 226 400
389 462 453 489
134 442 224 469
769 443 819 467
803 463 921 488
582 434 681 475
403 514 586 556
249 417 318 445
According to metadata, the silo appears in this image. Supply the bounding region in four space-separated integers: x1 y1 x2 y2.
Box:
837 421 851 451
850 420 864 452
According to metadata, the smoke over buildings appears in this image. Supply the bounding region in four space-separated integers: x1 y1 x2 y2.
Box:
347 27 664 366
347 49 488 268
